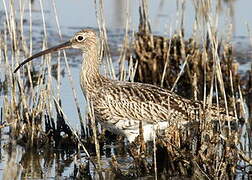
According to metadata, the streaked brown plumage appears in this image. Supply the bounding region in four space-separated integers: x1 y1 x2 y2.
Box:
14 29 235 142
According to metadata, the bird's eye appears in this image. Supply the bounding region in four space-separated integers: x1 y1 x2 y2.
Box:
76 35 84 42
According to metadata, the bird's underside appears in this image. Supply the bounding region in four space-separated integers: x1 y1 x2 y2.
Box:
91 80 236 142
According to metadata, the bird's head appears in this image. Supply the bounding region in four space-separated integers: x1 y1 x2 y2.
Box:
14 29 98 73
70 29 98 51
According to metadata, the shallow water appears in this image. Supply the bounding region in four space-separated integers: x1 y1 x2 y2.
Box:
0 0 252 179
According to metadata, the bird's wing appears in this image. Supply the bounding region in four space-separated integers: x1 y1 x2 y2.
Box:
93 81 203 124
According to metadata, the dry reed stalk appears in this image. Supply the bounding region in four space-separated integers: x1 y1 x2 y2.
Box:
140 0 151 34
2 0 25 134
202 49 208 109
128 31 139 82
30 0 49 147
130 58 138 82
153 125 157 180
206 19 233 133
161 28 172 88
124 0 250 178
94 0 116 79
1 0 251 178
20 0 34 99
18 0 36 147
87 99 101 170
229 70 238 120
51 0 61 102
2 0 11 38
52 97 91 159
170 55 189 92
51 0 84 130
118 0 130 81
1 0 79 151
247 23 252 117
4 0 46 146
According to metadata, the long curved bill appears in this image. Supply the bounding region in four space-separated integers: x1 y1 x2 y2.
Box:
14 40 72 73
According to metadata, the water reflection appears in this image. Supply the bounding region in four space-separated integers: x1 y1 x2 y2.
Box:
0 137 73 179
20 149 43 179
1 143 79 179
0 140 133 179
2 144 23 180
0 0 252 179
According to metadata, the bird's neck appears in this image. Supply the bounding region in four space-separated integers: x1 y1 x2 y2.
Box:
80 47 104 96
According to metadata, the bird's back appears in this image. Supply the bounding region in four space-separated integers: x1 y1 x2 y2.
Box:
91 79 234 128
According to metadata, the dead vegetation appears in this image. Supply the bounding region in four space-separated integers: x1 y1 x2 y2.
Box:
0 0 252 179
114 0 252 179
132 5 241 105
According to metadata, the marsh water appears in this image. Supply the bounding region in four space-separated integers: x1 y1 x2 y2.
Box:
0 0 252 179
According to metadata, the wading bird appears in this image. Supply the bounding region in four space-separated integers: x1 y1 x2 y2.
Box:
14 29 235 142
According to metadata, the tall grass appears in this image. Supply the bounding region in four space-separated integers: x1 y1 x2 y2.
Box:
0 0 252 179
0 0 93 178
124 0 252 178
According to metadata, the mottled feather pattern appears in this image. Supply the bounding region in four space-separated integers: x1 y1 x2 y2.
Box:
74 29 236 141
91 80 233 125
67 29 237 142
15 29 236 142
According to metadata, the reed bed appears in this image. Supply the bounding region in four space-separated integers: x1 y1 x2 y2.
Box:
1 0 79 147
0 0 252 179
0 0 91 179
114 0 252 179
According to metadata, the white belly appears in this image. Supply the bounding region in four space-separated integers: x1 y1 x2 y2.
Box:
101 119 171 143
